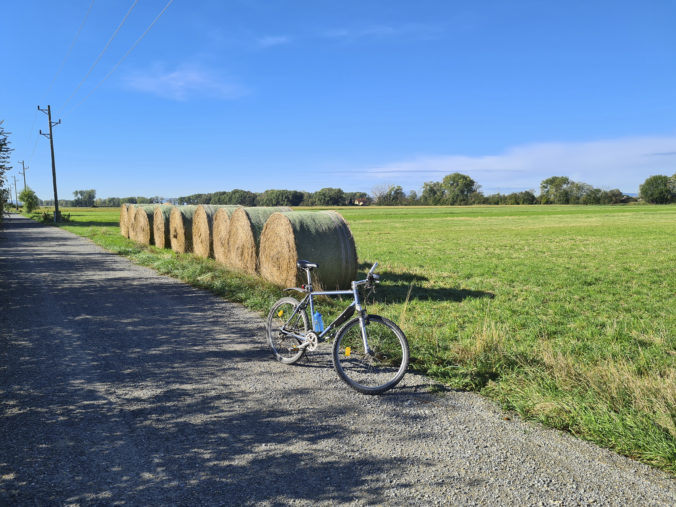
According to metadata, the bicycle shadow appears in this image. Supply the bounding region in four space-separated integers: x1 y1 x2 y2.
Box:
356 262 494 304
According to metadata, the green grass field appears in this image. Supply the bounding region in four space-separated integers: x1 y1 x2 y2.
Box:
27 204 676 472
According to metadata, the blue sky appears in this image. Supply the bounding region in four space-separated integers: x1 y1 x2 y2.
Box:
2 1 675 200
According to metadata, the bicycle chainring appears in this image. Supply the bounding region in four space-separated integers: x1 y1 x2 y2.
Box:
305 331 319 351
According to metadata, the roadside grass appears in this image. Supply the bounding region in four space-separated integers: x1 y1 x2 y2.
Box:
28 205 676 473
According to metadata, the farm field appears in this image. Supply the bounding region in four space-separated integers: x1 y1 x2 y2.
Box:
26 204 676 472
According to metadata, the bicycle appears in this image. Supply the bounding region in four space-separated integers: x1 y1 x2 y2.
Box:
266 260 409 394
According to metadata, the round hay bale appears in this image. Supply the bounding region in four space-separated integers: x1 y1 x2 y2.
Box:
226 206 292 273
125 204 137 240
153 205 174 249
212 206 239 264
192 205 241 259
132 205 156 245
169 205 197 253
259 210 357 289
120 203 129 237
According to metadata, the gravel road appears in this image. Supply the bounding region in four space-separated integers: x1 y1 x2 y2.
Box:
0 213 674 506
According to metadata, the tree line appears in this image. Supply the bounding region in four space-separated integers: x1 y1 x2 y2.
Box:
24 173 676 209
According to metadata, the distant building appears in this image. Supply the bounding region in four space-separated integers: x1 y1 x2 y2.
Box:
354 198 369 206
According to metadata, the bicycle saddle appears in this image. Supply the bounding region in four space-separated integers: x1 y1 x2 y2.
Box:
297 260 318 270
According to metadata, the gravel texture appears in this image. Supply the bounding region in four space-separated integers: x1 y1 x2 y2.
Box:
0 213 674 506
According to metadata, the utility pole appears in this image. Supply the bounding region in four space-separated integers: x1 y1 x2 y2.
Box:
18 160 28 190
38 105 61 223
13 174 18 211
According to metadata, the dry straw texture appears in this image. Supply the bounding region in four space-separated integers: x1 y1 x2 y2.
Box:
153 205 174 249
169 205 198 253
226 206 292 273
125 204 137 239
192 205 241 259
120 204 129 237
259 210 357 289
212 206 240 264
132 206 156 245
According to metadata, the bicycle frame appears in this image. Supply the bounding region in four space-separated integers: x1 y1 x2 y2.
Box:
281 264 378 354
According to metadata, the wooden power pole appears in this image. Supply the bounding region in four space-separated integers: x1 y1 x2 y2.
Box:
13 174 18 210
38 105 61 223
18 160 28 190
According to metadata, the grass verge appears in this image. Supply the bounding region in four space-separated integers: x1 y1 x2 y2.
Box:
25 205 676 473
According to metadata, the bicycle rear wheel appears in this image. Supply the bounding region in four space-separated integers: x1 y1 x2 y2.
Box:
266 297 309 364
332 315 409 394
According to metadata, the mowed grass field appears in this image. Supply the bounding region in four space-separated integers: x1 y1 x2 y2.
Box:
30 205 676 472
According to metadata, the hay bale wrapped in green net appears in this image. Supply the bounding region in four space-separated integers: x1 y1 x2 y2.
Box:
131 205 156 245
192 205 241 259
169 205 197 253
259 210 357 289
120 203 130 237
213 206 240 264
226 206 292 273
153 205 174 249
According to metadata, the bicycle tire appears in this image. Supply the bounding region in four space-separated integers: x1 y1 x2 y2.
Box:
332 315 409 394
266 297 309 364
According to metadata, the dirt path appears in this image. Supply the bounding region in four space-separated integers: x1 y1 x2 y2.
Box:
0 213 673 505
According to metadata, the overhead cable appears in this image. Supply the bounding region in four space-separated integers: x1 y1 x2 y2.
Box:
60 0 140 112
66 0 174 116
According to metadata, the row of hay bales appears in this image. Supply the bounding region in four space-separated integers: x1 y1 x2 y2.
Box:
120 203 358 289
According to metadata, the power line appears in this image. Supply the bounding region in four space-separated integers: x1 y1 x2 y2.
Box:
27 0 95 167
60 0 139 112
66 0 174 116
47 0 97 95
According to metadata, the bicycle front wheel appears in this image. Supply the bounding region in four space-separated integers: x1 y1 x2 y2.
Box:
332 315 409 394
266 297 309 364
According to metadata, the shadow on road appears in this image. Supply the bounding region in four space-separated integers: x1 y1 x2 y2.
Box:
0 215 452 504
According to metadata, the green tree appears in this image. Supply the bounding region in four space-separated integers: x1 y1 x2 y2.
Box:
0 121 13 216
421 181 444 205
257 189 305 206
227 189 258 206
73 189 96 207
313 187 345 206
19 187 39 213
639 175 675 204
375 185 406 205
540 176 573 204
441 173 481 205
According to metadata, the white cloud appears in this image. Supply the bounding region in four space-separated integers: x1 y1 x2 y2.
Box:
321 23 443 41
123 64 248 101
354 136 676 193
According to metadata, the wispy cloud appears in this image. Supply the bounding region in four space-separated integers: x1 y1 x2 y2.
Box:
256 35 291 48
123 64 248 101
350 136 676 193
321 23 443 42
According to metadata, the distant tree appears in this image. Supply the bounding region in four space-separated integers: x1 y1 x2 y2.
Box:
639 175 675 204
407 190 418 204
19 187 39 213
601 189 625 204
441 173 481 205
313 187 345 206
73 189 96 207
0 121 13 216
257 189 305 207
421 181 444 205
344 191 370 205
375 185 406 205
539 176 573 204
227 189 258 206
